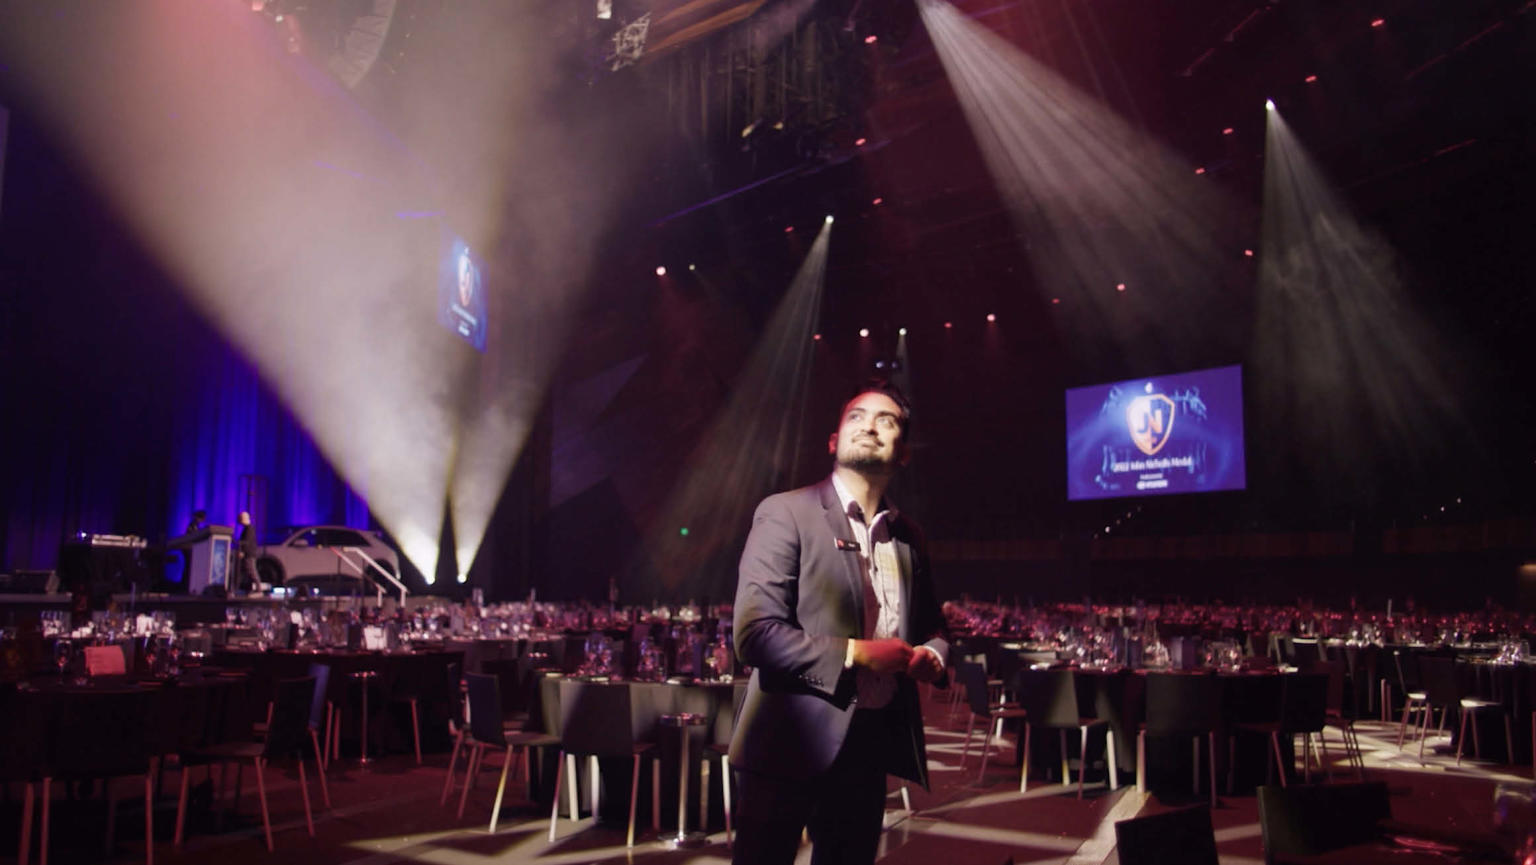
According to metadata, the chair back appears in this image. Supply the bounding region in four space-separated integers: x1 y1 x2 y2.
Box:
1114 804 1219 865
1257 782 1390 864
1279 672 1328 734
1313 659 1347 718
1013 668 1081 728
1393 649 1422 693
1291 639 1324 667
465 671 508 747
263 676 318 759
48 687 158 779
0 686 47 782
955 661 994 717
1416 655 1460 706
558 679 639 757
1144 672 1219 736
306 662 332 732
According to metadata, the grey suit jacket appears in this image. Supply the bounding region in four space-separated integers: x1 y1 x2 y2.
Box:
728 477 948 787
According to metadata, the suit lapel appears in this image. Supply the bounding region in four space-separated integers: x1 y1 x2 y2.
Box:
817 478 866 633
895 525 914 643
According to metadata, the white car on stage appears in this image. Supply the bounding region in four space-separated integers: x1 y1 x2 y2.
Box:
255 525 401 594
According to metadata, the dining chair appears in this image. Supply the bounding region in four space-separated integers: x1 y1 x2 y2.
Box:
454 672 559 833
1 685 47 865
1113 804 1219 865
174 676 320 852
1231 672 1329 789
388 653 442 765
1417 655 1514 766
304 662 333 807
1315 659 1365 780
1414 655 1461 761
1013 668 1116 798
1137 672 1221 808
953 661 1028 782
548 679 659 848
1392 650 1431 746
42 686 161 865
1256 782 1390 865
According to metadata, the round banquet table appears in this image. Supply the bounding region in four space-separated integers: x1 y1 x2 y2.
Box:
8 669 257 768
207 647 463 757
1006 666 1299 795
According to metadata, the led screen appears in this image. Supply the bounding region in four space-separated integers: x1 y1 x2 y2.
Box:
1065 364 1246 500
438 236 487 351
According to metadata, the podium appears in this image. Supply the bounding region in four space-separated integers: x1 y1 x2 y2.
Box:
169 526 233 595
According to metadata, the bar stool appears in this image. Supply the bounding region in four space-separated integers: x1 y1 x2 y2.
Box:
659 713 709 849
350 669 379 764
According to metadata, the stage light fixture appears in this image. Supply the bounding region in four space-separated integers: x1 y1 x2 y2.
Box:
1304 74 1318 83
986 313 996 322
864 34 877 44
656 266 667 276
1051 298 1060 304
813 333 822 341
944 321 953 329
872 197 883 206
1222 127 1234 135
1265 99 1276 111
1371 18 1385 27
898 327 907 336
855 137 867 146
1195 167 1207 174
688 263 697 271
824 215 834 224
785 225 795 233
1116 283 1126 291
859 328 870 337
1244 249 1255 257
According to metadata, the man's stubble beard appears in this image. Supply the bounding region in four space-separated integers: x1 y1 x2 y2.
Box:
836 452 898 476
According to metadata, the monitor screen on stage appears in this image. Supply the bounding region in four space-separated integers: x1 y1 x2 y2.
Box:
1065 364 1247 501
438 236 487 352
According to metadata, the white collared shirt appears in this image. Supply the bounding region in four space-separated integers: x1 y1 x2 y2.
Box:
831 473 902 708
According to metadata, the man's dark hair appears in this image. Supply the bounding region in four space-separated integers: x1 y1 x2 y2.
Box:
839 379 913 436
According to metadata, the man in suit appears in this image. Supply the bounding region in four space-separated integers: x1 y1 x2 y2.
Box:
730 383 948 865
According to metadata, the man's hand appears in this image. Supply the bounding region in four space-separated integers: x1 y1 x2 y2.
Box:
850 638 914 674
906 646 944 683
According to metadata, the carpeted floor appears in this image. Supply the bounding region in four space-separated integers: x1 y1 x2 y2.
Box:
4 689 1525 865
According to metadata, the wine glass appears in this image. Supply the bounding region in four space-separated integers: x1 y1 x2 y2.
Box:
54 639 71 678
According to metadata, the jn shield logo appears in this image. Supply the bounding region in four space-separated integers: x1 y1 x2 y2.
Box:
1126 394 1176 456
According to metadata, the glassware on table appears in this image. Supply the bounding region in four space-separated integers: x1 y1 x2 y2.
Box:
1494 781 1536 863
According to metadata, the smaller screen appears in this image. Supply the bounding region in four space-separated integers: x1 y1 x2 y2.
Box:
1065 364 1246 501
438 237 487 352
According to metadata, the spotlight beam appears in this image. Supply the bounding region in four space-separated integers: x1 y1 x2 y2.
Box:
915 0 1247 367
638 219 833 600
